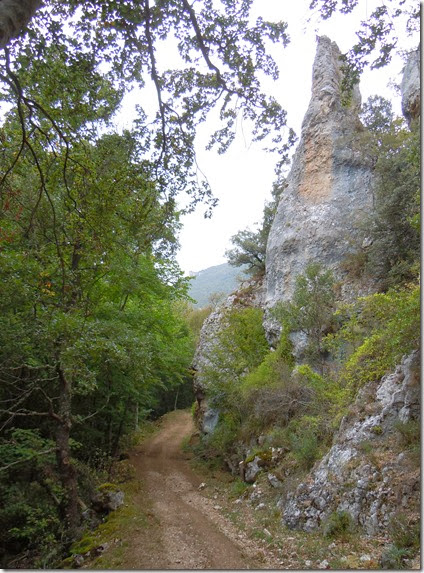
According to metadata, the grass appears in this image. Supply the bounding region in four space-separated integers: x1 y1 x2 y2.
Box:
62 478 153 569
62 418 166 570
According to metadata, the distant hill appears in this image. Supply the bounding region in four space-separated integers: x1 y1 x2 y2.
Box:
187 263 246 308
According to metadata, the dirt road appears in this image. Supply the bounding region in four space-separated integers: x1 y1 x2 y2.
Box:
127 410 264 569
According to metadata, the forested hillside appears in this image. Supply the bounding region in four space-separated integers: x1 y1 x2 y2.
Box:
188 263 245 308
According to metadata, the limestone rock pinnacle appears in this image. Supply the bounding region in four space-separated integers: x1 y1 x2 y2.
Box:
264 36 375 343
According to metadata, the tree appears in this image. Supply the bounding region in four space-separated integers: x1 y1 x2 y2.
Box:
0 107 193 560
310 0 419 70
309 1 420 101
0 0 294 217
226 184 281 275
0 0 42 48
358 96 420 288
273 263 336 371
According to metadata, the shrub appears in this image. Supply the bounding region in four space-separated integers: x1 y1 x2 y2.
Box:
207 412 240 456
323 510 354 538
229 478 250 499
272 262 336 371
394 420 420 448
380 545 412 569
288 425 320 470
326 283 419 393
202 306 269 415
249 379 314 429
389 513 420 551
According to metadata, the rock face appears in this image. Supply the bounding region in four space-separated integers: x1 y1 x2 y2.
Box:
265 36 375 343
401 46 420 125
193 275 265 433
281 351 420 534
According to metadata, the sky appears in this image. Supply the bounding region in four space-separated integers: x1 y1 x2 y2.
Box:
117 0 418 275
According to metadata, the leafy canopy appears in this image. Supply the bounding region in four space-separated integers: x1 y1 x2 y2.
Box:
0 0 295 215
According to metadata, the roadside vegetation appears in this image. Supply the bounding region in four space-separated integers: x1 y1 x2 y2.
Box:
193 100 420 565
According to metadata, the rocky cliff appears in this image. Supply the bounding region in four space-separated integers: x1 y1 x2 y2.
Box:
264 36 376 343
401 46 420 126
191 37 420 563
192 275 265 433
281 351 420 535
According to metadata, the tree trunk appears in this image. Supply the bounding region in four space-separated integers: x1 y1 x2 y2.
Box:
56 366 80 540
0 0 42 49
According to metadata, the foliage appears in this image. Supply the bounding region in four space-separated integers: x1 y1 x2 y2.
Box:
322 510 354 539
288 425 320 470
0 429 64 568
226 189 280 276
0 0 295 214
326 283 419 392
202 306 269 414
394 420 420 449
310 1 419 100
358 98 420 288
273 263 336 370
388 513 420 552
0 109 194 567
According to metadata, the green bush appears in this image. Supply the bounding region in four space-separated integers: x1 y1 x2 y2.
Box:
272 262 336 371
288 425 320 470
229 478 250 499
323 510 354 538
326 283 419 393
202 306 269 416
380 545 412 569
207 413 240 455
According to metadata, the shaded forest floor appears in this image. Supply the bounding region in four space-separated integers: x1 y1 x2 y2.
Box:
76 410 406 570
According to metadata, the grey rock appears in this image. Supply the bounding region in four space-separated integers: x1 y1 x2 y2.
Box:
92 488 124 513
401 46 420 125
245 456 262 483
202 408 219 434
281 351 420 534
73 554 85 567
267 472 282 488
264 36 376 346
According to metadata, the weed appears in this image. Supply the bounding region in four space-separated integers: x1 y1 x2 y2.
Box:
289 427 320 470
322 510 354 539
229 478 250 499
394 419 420 448
380 544 413 569
388 513 420 551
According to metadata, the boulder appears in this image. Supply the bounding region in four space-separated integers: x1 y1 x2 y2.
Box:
92 486 124 514
244 456 262 483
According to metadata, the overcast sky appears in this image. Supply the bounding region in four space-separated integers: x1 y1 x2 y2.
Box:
116 0 417 275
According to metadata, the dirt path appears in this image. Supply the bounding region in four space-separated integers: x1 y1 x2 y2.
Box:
126 410 264 569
